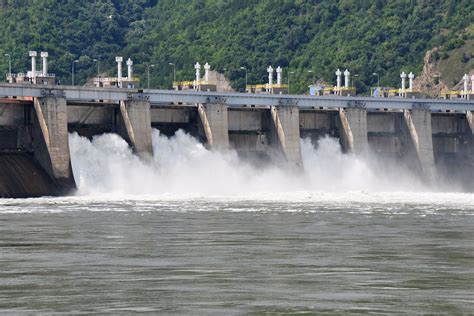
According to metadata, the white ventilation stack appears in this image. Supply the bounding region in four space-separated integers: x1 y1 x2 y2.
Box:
408 72 415 92
29 51 37 82
276 66 282 85
400 71 407 93
344 69 350 88
116 57 123 87
267 66 274 86
335 69 342 88
463 74 469 96
126 58 133 81
204 63 210 82
471 75 474 94
195 62 201 83
41 52 48 76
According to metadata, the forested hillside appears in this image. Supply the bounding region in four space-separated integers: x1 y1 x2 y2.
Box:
0 0 472 93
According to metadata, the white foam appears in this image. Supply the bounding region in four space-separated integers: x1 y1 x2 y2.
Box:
62 129 474 207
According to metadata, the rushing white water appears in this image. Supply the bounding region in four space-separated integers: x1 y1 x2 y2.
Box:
68 129 449 200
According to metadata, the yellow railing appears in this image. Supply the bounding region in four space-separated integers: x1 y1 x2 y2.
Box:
246 84 289 89
95 77 140 82
173 80 216 86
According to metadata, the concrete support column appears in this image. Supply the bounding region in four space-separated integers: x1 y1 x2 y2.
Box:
198 103 229 149
467 111 474 134
269 105 303 166
404 109 437 182
33 97 75 192
119 100 153 157
338 107 368 155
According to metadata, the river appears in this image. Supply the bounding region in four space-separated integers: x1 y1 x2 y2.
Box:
0 131 473 314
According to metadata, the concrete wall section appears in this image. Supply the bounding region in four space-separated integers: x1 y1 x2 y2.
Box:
338 107 368 155
150 108 190 124
67 105 115 126
33 97 75 192
228 109 262 132
403 109 437 182
269 106 302 166
367 112 402 156
198 103 229 149
119 100 153 156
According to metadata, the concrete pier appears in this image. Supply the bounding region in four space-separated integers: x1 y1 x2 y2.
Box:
33 97 75 192
467 111 474 134
339 107 368 155
404 109 437 182
269 105 302 166
198 103 229 149
119 100 153 156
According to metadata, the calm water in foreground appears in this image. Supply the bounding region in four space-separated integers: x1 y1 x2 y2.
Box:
0 193 473 314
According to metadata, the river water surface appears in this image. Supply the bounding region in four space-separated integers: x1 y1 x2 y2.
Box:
0 132 473 314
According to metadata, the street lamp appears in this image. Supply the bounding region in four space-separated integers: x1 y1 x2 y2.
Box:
308 70 314 85
240 66 248 92
71 59 79 86
169 62 176 86
147 64 155 89
288 71 295 95
4 53 11 80
433 74 441 98
372 72 380 88
352 74 359 88
93 59 100 78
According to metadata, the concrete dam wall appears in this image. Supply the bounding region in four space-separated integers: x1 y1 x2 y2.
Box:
0 94 473 197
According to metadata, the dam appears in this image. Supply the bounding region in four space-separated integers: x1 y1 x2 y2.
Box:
0 83 473 197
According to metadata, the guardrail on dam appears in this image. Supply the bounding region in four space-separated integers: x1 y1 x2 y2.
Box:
0 83 473 197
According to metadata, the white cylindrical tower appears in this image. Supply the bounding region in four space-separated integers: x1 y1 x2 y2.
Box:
29 51 37 82
344 69 350 88
400 71 407 93
408 72 415 92
267 66 274 86
204 63 210 82
195 62 201 83
126 58 133 81
116 56 123 87
335 69 342 88
41 52 48 76
462 74 469 96
276 66 282 85
471 75 474 94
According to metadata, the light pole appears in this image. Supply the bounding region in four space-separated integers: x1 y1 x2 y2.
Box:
240 66 248 92
288 71 294 94
71 60 79 85
308 70 314 85
433 74 441 98
93 59 100 78
147 64 155 89
372 72 380 88
4 53 11 80
168 62 176 87
352 74 359 88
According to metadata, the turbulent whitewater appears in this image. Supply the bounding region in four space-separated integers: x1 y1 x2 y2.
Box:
69 129 428 195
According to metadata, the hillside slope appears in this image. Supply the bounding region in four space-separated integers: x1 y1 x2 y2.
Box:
0 0 472 94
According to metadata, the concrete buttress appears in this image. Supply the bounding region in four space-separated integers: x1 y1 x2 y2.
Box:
404 109 437 182
339 107 368 155
33 97 75 192
119 100 153 157
467 111 474 134
269 105 303 166
198 103 229 149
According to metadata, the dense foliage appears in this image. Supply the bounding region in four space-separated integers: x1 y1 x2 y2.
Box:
0 0 472 93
